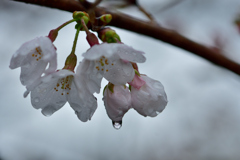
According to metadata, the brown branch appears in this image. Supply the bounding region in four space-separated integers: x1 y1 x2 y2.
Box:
12 0 240 76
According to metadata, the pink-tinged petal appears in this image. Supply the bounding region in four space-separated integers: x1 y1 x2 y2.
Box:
128 74 146 90
103 85 131 122
82 43 146 63
131 75 168 117
104 59 135 85
68 76 97 122
30 70 74 116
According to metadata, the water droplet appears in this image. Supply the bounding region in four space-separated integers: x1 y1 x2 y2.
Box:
34 97 39 103
112 121 122 130
42 107 55 117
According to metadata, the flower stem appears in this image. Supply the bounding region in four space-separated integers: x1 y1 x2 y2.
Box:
71 24 81 55
62 24 81 71
56 19 75 31
81 18 90 35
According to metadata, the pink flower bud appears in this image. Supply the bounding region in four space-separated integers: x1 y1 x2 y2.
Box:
103 84 131 122
131 75 168 117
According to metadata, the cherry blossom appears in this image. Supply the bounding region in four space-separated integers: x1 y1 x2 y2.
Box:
9 36 57 90
131 75 168 117
30 69 97 122
79 43 146 93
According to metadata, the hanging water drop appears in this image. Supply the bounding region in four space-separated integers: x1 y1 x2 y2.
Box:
41 107 55 117
112 121 122 130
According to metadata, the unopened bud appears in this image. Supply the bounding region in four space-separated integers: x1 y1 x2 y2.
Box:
100 14 112 24
73 11 89 25
98 28 121 43
48 29 58 42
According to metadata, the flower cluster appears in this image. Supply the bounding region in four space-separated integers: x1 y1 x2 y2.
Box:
9 11 168 129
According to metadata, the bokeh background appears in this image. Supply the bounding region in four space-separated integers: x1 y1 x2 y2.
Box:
1 0 240 159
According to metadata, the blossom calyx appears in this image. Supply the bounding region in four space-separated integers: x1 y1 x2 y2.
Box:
48 29 58 42
86 33 100 47
128 71 146 90
63 53 77 71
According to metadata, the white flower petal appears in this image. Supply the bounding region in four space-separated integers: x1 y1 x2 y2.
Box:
103 85 131 122
104 59 135 85
115 44 146 63
30 70 74 116
76 59 103 94
131 75 168 117
82 43 146 63
68 77 97 122
10 36 57 86
10 37 39 69
82 43 117 60
20 60 48 86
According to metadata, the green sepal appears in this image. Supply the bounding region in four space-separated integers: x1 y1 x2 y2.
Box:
108 83 114 93
134 69 140 76
63 53 77 71
103 84 108 96
129 85 132 91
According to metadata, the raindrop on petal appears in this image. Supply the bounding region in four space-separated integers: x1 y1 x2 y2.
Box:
112 121 122 130
41 107 55 117
34 97 39 103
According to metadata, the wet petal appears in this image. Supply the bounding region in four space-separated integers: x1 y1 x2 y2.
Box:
82 43 117 60
10 36 57 86
104 59 135 85
30 70 74 116
131 75 168 117
76 59 103 94
68 76 97 122
103 85 131 122
115 43 146 63
82 43 146 63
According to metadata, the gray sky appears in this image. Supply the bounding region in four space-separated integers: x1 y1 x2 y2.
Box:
1 0 240 160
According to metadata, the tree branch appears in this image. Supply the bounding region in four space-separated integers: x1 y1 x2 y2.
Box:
12 0 240 76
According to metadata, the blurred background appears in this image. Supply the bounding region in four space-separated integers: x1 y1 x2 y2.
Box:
1 0 240 159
